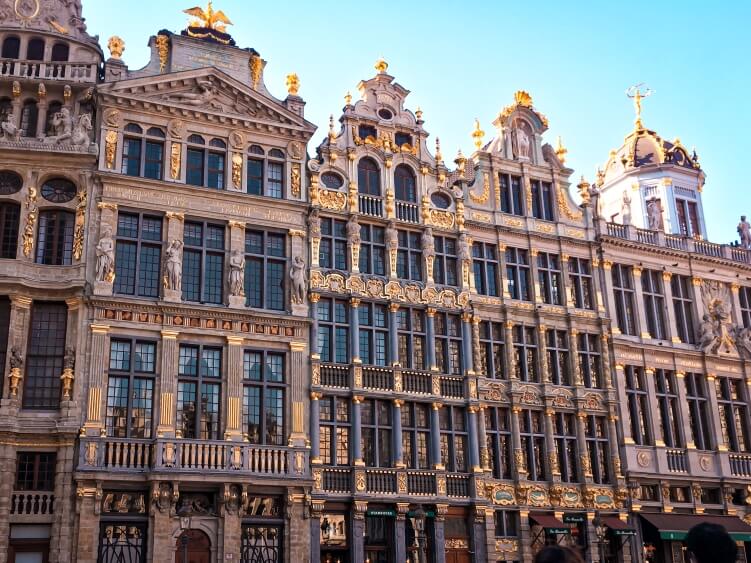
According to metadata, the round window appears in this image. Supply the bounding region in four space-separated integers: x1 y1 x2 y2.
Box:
377 108 393 120
41 178 77 203
431 192 452 209
0 170 23 195
321 172 344 189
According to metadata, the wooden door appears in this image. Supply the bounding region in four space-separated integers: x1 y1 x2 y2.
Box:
176 530 211 563
445 549 470 563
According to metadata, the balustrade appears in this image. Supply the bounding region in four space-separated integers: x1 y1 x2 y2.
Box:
666 449 688 473
396 201 420 223
10 492 54 515
320 364 349 388
363 366 393 391
0 59 98 83
729 453 751 477
359 195 384 217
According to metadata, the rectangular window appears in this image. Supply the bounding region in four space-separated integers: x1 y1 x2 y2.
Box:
23 302 67 410
586 415 610 485
121 137 142 177
439 405 467 472
485 407 512 479
244 229 286 311
685 373 712 450
397 307 426 370
318 298 349 364
182 220 225 304
114 212 163 298
716 377 750 453
319 395 350 465
553 413 578 482
242 350 285 445
642 270 667 339
494 511 519 538
359 302 388 366
397 230 422 281
624 366 652 445
359 224 386 276
472 242 499 296
15 452 55 490
520 409 546 481
655 370 682 447
402 402 430 469
546 329 569 386
186 148 204 186
568 257 594 309
319 217 347 270
435 312 462 375
247 158 264 195
434 235 458 286
36 210 74 265
672 275 695 343
675 198 700 237
267 161 284 198
207 150 225 189
612 264 637 335
531 180 554 221
499 173 523 216
505 248 531 301
106 339 156 438
0 298 9 385
144 140 164 180
177 344 222 440
537 252 562 305
513 325 538 382
362 399 392 467
479 321 505 379
578 333 602 388
740 287 751 328
0 202 21 259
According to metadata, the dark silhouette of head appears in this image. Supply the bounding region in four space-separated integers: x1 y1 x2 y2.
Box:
533 546 584 563
686 523 737 563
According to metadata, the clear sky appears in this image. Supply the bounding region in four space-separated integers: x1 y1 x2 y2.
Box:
83 0 751 243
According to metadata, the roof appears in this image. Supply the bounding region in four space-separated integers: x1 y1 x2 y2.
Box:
640 512 751 541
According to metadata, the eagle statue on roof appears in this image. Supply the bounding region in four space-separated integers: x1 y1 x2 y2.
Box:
183 1 233 32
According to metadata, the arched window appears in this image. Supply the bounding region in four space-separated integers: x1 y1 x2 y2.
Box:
41 178 76 203
122 123 165 180
51 43 69 62
267 148 284 198
0 201 20 259
45 101 63 135
0 170 22 195
394 164 416 202
36 209 75 265
431 192 452 209
20 100 38 137
246 145 285 199
2 37 20 58
358 158 380 196
26 38 45 61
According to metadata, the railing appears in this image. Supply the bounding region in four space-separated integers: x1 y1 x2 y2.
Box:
366 469 397 494
0 59 98 83
446 474 470 497
607 223 627 238
396 201 420 223
103 439 152 470
636 228 657 245
408 472 436 495
666 449 688 472
729 453 751 477
665 234 688 251
403 370 432 394
322 468 351 493
176 440 228 471
320 364 349 388
359 195 383 217
694 239 722 258
440 376 464 399
730 247 751 264
363 366 393 391
10 492 54 515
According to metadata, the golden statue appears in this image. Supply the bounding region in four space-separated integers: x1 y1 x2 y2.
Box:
286 73 300 96
184 1 233 32
626 83 653 126
555 136 567 164
374 57 388 73
513 90 533 108
107 36 125 60
471 118 485 150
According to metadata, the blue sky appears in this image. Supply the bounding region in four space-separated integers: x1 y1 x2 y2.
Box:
84 1 751 243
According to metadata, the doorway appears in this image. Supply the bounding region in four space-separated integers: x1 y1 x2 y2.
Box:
175 529 211 563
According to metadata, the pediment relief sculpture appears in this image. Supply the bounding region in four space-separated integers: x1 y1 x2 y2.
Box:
698 280 736 355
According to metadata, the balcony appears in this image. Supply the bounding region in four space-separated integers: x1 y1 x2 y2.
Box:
729 453 751 477
666 449 688 473
396 200 420 223
10 491 55 520
77 437 309 479
358 194 384 217
315 467 465 498
604 222 751 264
0 59 98 83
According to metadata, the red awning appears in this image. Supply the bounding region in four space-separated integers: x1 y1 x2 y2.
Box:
640 512 751 541
601 516 636 536
529 512 570 533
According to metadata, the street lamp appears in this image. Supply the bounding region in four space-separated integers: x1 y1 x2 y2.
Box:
177 504 193 563
413 506 427 563
593 513 609 563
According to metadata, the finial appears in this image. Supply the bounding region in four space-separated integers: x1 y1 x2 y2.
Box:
375 57 388 73
344 91 352 106
183 1 233 32
471 118 485 150
625 83 654 128
328 114 336 140
595 166 604 185
555 136 568 164
107 36 125 60
435 137 443 163
513 90 533 107
577 175 591 205
415 106 423 120
454 149 466 176
285 73 300 96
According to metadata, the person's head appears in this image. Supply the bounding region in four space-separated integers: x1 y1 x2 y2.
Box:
533 545 584 563
685 522 737 563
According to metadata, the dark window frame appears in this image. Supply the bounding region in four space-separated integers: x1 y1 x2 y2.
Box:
244 228 287 311
121 124 165 180
318 217 347 271
439 405 467 472
361 398 392 467
546 329 570 386
624 366 652 445
15 451 56 491
319 395 350 466
530 179 554 221
242 349 286 445
568 257 594 310
472 242 499 297
672 275 695 343
685 373 712 450
485 406 512 479
401 402 430 469
35 209 74 265
479 321 505 379
578 333 602 388
513 325 538 382
716 377 751 453
23 302 67 410
505 247 531 301
642 269 667 340
114 211 163 298
586 415 610 485
359 223 386 276
177 343 223 440
396 307 426 371
317 298 349 364
553 412 578 483
655 369 683 448
520 409 546 481
0 200 20 259
357 157 381 196
434 311 463 376
396 229 422 282
537 252 562 305
499 173 524 216
182 219 225 305
358 302 388 367
612 264 637 335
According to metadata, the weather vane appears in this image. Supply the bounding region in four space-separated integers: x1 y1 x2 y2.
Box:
625 83 654 127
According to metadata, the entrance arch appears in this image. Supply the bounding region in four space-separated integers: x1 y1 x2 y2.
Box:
175 529 211 563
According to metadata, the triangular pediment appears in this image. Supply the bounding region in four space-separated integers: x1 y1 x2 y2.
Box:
98 68 316 135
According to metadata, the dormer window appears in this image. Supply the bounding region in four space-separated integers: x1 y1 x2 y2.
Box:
247 145 285 198
357 158 380 196
675 198 700 238
377 109 393 120
395 132 412 148
122 124 166 180
359 125 377 141
186 135 226 189
530 180 554 221
394 165 416 202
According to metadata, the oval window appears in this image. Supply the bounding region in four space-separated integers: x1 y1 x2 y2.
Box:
41 178 77 203
431 192 452 209
377 108 393 120
0 170 23 195
321 172 344 189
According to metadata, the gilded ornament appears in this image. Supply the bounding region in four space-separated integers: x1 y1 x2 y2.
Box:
22 186 38 257
469 172 490 204
170 143 181 179
355 470 366 492
428 209 455 229
231 153 242 188
397 472 407 493
344 91 352 105
471 118 485 150
184 2 233 32
374 57 388 73
286 73 300 96
155 34 169 72
12 81 20 98
514 90 533 107
104 130 117 169
626 83 654 127
249 54 262 90
557 184 583 220
555 136 568 164
291 163 301 198
107 36 125 60
436 475 447 495
72 188 86 261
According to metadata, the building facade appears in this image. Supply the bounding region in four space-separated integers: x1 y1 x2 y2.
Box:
2 3 751 563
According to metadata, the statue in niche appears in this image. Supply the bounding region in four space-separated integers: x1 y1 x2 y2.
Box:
308 208 321 238
698 281 735 354
95 228 115 282
647 198 662 230
512 120 531 159
699 314 719 354
458 232 472 285
386 220 399 252
0 110 20 140
165 240 183 291
229 250 245 297
421 227 435 257
71 113 93 147
46 107 73 143
168 79 222 110
9 347 23 370
346 214 361 246
290 255 307 304
738 215 751 249
621 190 632 226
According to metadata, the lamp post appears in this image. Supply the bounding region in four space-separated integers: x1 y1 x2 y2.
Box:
413 505 426 563
593 513 609 563
178 504 193 563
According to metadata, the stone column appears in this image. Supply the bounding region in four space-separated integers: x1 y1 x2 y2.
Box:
350 298 361 364
478 405 490 471
470 507 488 563
50 447 75 563
0 444 12 563
468 406 481 472
352 501 367 563
511 406 526 479
538 324 550 383
545 408 560 477
705 374 725 451
353 395 364 466
608 414 623 478
92 203 118 297
311 392 322 464
614 364 635 445
576 412 592 481
560 253 573 308
82 324 110 435
643 368 663 446
0 294 31 408
518 509 532 563
431 402 443 469
601 261 620 334
73 485 102 563
310 293 320 359
224 336 244 440
227 221 246 309
289 340 308 447
571 328 583 386
631 267 651 339
426 308 438 371
151 496 176 563
600 333 613 389
163 211 185 303
286 493 310 563
156 330 178 438
661 272 682 343
222 499 242 563
498 243 511 300
393 399 404 467
395 503 409 563
730 283 744 327
35 98 48 139
505 320 516 380
472 316 482 376
530 249 542 303
61 297 82 410
389 303 400 366
432 504 447 563
674 371 693 449
461 312 474 375
310 500 325 563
